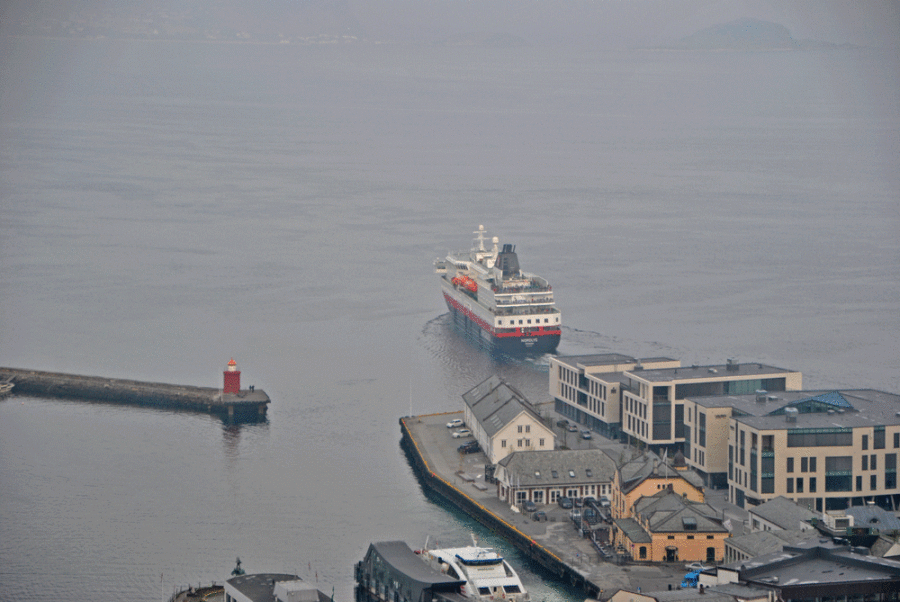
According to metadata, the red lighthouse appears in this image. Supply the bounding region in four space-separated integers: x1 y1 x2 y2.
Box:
223 358 241 394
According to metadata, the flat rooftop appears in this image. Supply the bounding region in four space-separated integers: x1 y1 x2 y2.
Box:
689 389 900 430
554 354 677 369
629 362 797 383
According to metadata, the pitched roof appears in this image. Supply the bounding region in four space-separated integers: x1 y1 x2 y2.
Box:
613 517 653 543
725 529 819 558
846 505 900 532
617 452 703 494
749 496 817 530
462 375 545 438
497 449 616 486
634 491 727 534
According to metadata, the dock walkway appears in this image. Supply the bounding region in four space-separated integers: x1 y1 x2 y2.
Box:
0 367 269 421
400 412 686 598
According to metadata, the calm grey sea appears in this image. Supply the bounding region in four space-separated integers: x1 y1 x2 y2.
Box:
1 37 898 602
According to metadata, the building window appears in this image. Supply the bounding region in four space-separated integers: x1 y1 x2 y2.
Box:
895 432 899 448
533 491 544 504
863 434 869 450
518 425 523 433
787 478 793 493
863 456 869 471
796 478 804 493
872 455 877 470
856 475 863 491
639 546 647 559
539 439 544 446
787 457 794 473
667 535 675 540
810 477 816 492
517 439 523 447
501 440 506 447
871 474 877 489
875 427 885 449
810 457 817 472
525 439 531 447
801 457 808 472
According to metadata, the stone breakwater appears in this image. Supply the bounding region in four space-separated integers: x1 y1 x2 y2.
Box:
0 367 269 421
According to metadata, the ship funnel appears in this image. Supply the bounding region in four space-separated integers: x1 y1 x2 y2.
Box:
496 244 520 276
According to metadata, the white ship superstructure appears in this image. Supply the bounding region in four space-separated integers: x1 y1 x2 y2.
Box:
435 225 561 354
419 545 530 602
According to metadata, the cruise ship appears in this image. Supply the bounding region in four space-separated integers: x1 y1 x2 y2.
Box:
355 541 529 602
435 226 561 355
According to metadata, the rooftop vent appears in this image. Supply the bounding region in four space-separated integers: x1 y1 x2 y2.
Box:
726 359 739 372
785 407 799 422
755 390 767 403
709 368 718 374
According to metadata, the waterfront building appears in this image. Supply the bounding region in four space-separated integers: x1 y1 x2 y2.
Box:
747 496 817 533
610 489 728 563
700 539 900 601
549 354 680 440
715 389 900 511
462 375 554 464
611 452 704 520
355 542 464 602
620 360 801 456
494 448 616 507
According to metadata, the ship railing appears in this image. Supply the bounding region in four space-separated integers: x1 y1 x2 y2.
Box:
494 284 552 294
494 297 554 306
494 307 560 316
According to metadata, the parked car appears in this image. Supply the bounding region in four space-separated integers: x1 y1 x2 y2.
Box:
567 423 578 432
452 428 472 438
681 571 701 588
581 429 592 439
574 497 584 508
522 500 537 513
446 418 464 428
583 496 597 506
558 496 573 509
556 419 569 428
457 441 480 454
532 510 547 521
684 562 711 572
599 496 611 508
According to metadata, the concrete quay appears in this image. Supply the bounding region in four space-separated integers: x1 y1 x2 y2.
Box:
0 367 269 421
400 412 692 599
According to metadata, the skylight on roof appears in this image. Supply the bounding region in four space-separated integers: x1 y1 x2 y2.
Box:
551 470 558 478
569 470 576 478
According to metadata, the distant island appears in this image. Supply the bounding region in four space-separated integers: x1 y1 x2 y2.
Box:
666 18 858 51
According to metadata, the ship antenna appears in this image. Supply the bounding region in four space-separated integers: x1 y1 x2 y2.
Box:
474 225 487 251
424 535 430 551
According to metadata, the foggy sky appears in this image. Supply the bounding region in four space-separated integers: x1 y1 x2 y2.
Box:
1 0 898 50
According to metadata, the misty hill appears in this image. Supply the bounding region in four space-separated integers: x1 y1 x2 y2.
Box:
669 18 799 51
